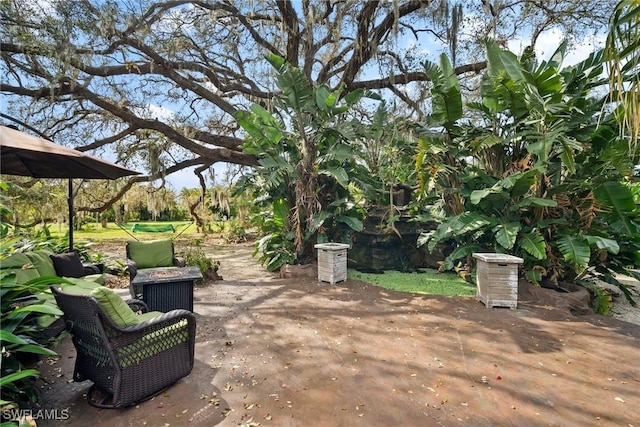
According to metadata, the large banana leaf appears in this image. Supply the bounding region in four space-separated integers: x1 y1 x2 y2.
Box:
272 198 289 229
557 236 591 269
427 212 491 252
493 222 522 250
266 53 313 112
336 215 364 232
319 167 350 189
584 235 620 254
235 107 283 149
423 54 462 128
514 197 557 209
594 181 638 236
309 210 332 233
444 244 484 270
518 230 547 259
469 170 539 204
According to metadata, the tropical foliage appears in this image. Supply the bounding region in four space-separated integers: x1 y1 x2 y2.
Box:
606 0 640 154
416 40 639 308
1 274 65 415
1 0 616 214
235 54 373 270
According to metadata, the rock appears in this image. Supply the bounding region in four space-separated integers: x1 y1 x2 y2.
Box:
518 279 592 315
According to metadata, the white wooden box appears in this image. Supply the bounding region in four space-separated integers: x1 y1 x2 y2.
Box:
473 253 523 309
315 243 349 284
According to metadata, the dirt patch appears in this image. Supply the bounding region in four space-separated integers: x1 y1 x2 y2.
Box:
38 266 640 427
36 238 640 426
91 238 640 326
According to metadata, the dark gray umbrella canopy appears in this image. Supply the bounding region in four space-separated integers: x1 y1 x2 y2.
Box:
0 125 140 251
0 125 139 178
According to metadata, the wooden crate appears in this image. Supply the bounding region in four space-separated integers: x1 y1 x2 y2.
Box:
315 243 349 284
473 253 523 309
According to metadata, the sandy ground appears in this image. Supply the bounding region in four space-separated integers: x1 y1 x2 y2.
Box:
97 238 640 326
35 243 640 427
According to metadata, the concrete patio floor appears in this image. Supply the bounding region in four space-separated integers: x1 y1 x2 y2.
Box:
37 265 640 427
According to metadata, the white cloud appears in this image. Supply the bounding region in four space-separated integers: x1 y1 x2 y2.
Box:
508 28 606 67
131 104 176 122
148 104 175 122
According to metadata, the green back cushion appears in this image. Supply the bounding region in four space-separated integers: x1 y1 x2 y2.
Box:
127 239 174 269
91 286 140 327
26 250 56 276
1 252 32 269
1 253 40 283
13 267 41 284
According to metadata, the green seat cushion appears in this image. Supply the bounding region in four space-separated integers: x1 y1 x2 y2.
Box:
127 239 174 269
136 311 165 322
26 250 56 276
60 278 103 295
91 286 140 327
81 273 104 285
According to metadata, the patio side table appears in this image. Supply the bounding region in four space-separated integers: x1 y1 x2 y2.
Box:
473 253 523 309
315 243 350 284
131 266 202 312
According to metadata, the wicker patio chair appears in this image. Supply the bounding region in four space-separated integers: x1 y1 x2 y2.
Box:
126 239 186 299
50 286 196 409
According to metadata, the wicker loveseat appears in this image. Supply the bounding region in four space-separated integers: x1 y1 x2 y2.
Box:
51 285 196 408
1 249 103 285
1 249 105 336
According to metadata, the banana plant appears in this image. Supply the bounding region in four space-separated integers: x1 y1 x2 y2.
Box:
417 40 639 309
236 54 376 267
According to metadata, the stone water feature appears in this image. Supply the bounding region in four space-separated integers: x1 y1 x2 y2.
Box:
347 206 450 272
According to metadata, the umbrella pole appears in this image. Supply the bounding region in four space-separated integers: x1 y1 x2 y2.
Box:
68 178 74 252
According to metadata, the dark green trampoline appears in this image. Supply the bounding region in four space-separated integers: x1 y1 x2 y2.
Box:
131 223 177 233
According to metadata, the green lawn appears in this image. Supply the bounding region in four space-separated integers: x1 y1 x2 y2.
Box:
348 269 476 297
43 221 198 242
38 222 476 298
